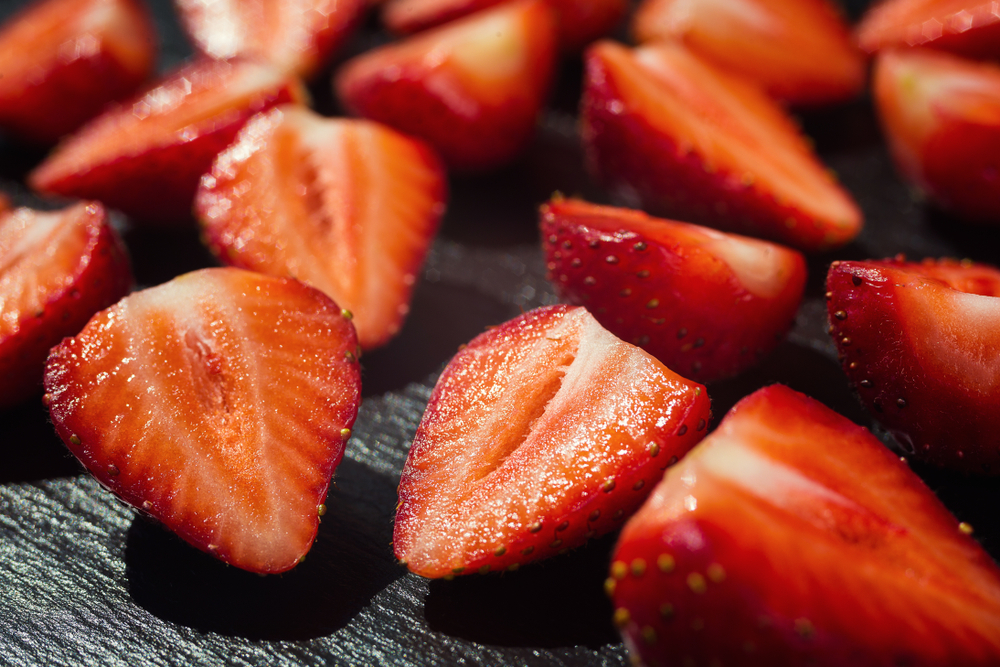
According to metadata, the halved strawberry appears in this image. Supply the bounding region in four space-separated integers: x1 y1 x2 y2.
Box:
394 304 711 578
580 40 862 252
827 257 1000 474
44 267 361 573
335 0 558 171
610 384 1000 667
0 0 156 145
873 47 1000 222
0 201 131 408
630 0 864 107
174 0 366 79
195 105 447 351
540 196 806 383
29 58 307 225
857 0 1000 59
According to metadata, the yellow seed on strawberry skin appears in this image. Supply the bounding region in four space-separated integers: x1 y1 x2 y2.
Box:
707 563 726 583
687 572 707 594
657 554 675 573
960 522 974 535
604 578 616 596
613 608 631 628
611 561 628 580
630 559 646 577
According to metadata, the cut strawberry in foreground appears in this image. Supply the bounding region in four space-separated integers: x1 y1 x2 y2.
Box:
0 201 131 408
0 0 157 144
335 0 558 171
827 258 1000 474
175 0 366 78
44 268 361 573
874 48 1000 223
857 0 1000 59
29 58 307 225
581 41 862 252
394 304 711 578
631 0 864 107
541 197 806 383
610 384 1000 667
196 105 447 350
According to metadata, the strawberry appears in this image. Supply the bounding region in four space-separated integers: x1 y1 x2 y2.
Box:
610 384 1000 667
195 105 447 351
0 0 156 145
827 257 1000 474
174 0 367 79
335 0 558 171
630 0 864 107
540 196 806 384
873 47 1000 222
28 58 307 226
580 40 862 253
381 0 627 52
0 201 131 408
44 267 362 573
393 304 711 578
857 0 1000 59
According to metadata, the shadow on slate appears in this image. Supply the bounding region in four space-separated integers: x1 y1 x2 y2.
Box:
124 458 403 641
0 398 84 483
423 533 620 650
926 207 1000 268
123 225 218 288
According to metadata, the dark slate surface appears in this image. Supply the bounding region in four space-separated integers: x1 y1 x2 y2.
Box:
2 0 1000 665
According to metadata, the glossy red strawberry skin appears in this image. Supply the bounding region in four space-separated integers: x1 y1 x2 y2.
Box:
44 268 361 574
857 0 1000 59
611 384 1000 667
541 197 806 383
394 304 711 578
0 201 132 408
827 258 1000 474
29 58 307 225
0 0 157 144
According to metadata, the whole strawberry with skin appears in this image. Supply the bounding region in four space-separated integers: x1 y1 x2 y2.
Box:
610 384 1000 667
394 304 711 579
0 201 132 408
541 196 806 383
857 0 1000 59
44 268 361 574
827 257 1000 474
580 40 862 253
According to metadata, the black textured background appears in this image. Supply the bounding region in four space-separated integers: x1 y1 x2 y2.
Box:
2 1 1000 665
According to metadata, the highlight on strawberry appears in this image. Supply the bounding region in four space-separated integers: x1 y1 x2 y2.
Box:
857 0 1000 59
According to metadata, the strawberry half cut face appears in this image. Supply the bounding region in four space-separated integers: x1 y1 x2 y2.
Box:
857 0 1000 60
827 257 1000 474
610 384 1000 667
393 304 711 578
44 268 362 573
196 106 447 351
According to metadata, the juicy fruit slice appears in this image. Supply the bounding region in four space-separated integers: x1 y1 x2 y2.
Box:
610 384 1000 667
873 47 1000 222
0 0 156 144
0 201 131 408
827 258 1000 474
335 0 558 171
857 0 1000 59
631 0 864 107
29 58 307 225
44 268 362 573
394 304 711 578
175 0 366 78
581 41 862 252
540 197 806 383
196 105 447 350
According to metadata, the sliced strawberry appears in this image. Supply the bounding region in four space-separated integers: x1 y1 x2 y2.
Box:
0 201 131 408
827 257 1000 474
195 105 447 351
631 0 864 107
873 47 1000 222
540 197 806 383
610 384 1000 667
44 267 361 573
335 0 558 171
857 0 1000 59
381 0 626 52
0 0 156 145
29 58 307 225
394 304 711 578
580 40 862 252
174 0 366 79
